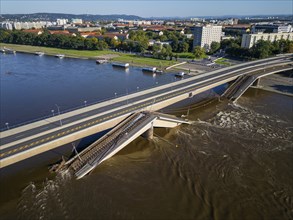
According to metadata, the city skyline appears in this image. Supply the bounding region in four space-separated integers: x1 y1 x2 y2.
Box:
1 0 292 17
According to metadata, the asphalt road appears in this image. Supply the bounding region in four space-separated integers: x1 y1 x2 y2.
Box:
0 55 292 160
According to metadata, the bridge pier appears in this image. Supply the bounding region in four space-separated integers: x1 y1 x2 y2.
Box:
141 125 154 140
252 78 260 87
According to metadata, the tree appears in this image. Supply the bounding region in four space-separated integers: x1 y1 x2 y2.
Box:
193 46 206 59
135 42 146 53
285 41 293 53
96 39 108 50
174 53 178 61
110 38 120 48
252 40 272 59
210 41 220 53
178 41 189 53
170 35 179 52
164 44 173 58
159 35 168 42
152 44 160 53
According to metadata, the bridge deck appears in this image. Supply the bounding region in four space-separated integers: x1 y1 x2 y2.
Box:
223 64 293 101
59 111 189 179
1 54 292 168
68 112 154 179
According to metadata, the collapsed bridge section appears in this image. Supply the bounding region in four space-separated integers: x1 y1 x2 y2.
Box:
60 111 190 179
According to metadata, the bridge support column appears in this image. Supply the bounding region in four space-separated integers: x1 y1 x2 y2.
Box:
252 78 260 87
141 125 154 140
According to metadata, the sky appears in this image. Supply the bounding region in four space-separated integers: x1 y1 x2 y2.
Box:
1 0 292 17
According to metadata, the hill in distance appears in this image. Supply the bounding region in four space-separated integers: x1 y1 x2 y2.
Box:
0 13 143 21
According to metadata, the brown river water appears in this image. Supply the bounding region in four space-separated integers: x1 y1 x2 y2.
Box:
1 87 292 220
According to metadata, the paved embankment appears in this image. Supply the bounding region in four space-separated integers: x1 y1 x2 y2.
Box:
251 72 293 96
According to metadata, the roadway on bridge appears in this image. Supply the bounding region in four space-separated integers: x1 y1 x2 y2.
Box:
0 55 292 163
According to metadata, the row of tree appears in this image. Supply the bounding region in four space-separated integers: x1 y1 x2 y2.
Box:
191 38 293 60
1 29 292 60
0 29 194 54
0 30 110 50
221 38 293 59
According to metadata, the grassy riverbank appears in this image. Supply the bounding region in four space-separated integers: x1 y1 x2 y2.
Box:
214 57 231 66
0 43 178 69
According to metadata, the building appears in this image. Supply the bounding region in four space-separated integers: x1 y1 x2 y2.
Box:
252 23 292 34
67 26 101 33
241 32 293 48
56 19 68 26
0 22 13 30
97 33 129 41
223 24 251 34
72 19 83 24
184 34 193 39
22 29 43 35
48 30 76 36
193 25 222 50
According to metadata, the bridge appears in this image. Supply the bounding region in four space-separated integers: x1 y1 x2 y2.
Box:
222 63 293 102
53 111 190 179
0 54 292 168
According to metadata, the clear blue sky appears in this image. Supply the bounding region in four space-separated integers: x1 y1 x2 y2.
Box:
1 0 292 17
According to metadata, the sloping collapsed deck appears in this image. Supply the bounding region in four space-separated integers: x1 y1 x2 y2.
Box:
61 111 189 179
222 64 293 102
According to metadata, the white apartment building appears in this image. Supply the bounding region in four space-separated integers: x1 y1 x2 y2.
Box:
1 21 54 30
57 19 68 26
252 24 292 34
0 22 13 30
241 32 293 48
193 25 222 50
72 19 83 24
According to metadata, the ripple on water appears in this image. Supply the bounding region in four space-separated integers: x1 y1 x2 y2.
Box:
15 95 293 220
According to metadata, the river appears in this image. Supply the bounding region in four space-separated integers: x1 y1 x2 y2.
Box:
0 53 292 220
0 53 183 129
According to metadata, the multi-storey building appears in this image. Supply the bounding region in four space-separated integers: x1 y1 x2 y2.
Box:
193 25 222 50
252 23 292 34
0 22 13 30
241 32 293 48
72 19 83 24
56 19 68 26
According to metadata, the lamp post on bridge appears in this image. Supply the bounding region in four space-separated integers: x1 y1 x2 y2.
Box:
5 122 9 130
137 86 139 92
84 100 87 107
55 104 63 126
126 88 129 105
51 109 55 117
114 92 117 98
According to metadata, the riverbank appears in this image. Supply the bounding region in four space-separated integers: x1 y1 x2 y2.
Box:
252 71 293 97
0 43 178 69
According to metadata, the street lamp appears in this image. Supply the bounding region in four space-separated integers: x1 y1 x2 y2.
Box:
137 86 139 92
126 88 129 105
5 122 9 130
84 100 87 107
55 104 63 126
114 92 117 98
51 109 55 117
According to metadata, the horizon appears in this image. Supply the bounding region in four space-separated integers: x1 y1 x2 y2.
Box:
1 0 292 17
1 12 292 18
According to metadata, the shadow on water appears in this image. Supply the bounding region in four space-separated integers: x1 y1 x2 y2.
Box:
277 70 293 78
270 84 293 93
